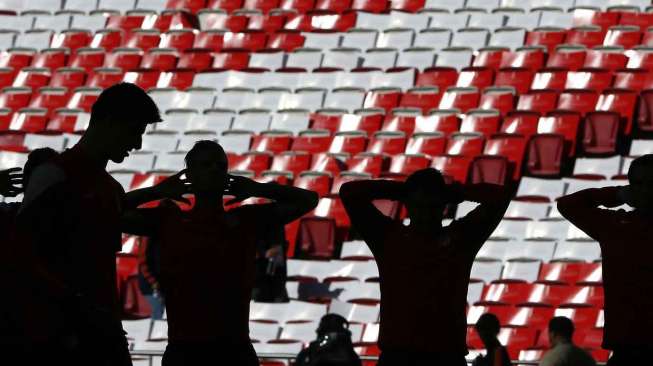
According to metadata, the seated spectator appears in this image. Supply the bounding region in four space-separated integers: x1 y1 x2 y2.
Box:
539 317 596 366
252 224 289 303
295 314 362 366
472 313 510 366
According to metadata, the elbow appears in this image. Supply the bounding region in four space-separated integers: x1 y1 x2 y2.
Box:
306 190 319 210
555 197 572 218
339 181 356 200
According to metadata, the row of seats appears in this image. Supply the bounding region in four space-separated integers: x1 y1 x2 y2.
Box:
4 0 651 15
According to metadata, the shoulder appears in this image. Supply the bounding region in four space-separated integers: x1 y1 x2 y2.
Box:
21 163 68 208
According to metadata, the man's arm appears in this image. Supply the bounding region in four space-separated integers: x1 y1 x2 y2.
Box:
227 175 319 226
339 180 405 252
123 170 191 209
556 187 625 242
452 183 513 251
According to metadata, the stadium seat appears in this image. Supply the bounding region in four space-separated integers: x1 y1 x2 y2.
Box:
478 88 514 116
500 112 539 138
516 91 558 115
596 89 637 135
446 133 484 157
469 155 509 185
564 69 612 92
431 154 472 183
582 111 620 155
546 47 586 71
556 90 599 116
494 68 534 95
405 132 446 156
526 134 565 177
459 111 501 138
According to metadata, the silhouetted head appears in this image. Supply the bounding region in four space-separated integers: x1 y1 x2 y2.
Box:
404 168 447 228
475 313 501 347
548 316 574 347
316 314 351 338
184 140 228 195
627 154 653 211
23 148 58 187
88 83 161 163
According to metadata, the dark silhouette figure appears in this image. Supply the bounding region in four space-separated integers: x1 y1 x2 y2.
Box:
557 154 653 366
539 317 596 366
1 148 58 350
137 200 176 320
295 314 363 366
16 83 160 366
252 224 289 303
339 169 511 366
472 313 511 366
121 140 318 366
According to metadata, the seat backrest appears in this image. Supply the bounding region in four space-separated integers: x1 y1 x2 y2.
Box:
470 155 508 185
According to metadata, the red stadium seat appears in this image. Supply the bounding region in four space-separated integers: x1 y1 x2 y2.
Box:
140 50 179 71
268 151 311 176
228 152 271 175
415 112 460 136
177 50 213 71
560 286 604 308
295 216 337 258
167 0 208 13
583 49 627 71
86 68 124 89
367 132 406 155
431 154 472 183
566 26 605 48
479 283 537 306
556 90 599 116
405 132 446 156
315 0 352 13
473 49 507 71
637 90 653 132
351 0 388 12
345 153 384 176
499 49 545 71
382 113 418 135
500 112 539 138
104 49 143 70
554 307 601 330
364 89 401 113
8 108 48 133
538 263 587 285
123 69 162 90
573 329 603 350
159 30 196 51
582 111 620 155
208 0 245 12
51 30 92 51
107 14 146 32
596 89 637 134
0 131 26 151
68 49 106 72
573 10 619 31
456 67 494 90
516 90 558 114
291 131 332 153
612 69 653 91
478 89 514 116
459 111 501 138
294 171 332 197
564 69 612 92
251 132 292 154
603 26 642 49
329 132 367 155
530 69 565 92
0 88 33 111
279 0 315 13
311 152 347 175
13 68 50 89
0 51 33 70
124 30 162 51
576 262 602 286
415 67 458 90
243 0 281 13
223 31 268 51
157 69 195 90
31 49 67 69
46 110 88 133
484 133 527 179
212 51 250 70
246 14 288 33
493 68 534 94
525 29 566 54
199 12 249 32
29 88 70 113
266 32 305 52
546 48 586 71
538 112 581 156
50 68 86 89
194 31 225 51
67 88 102 112
91 30 123 52
386 154 430 176
469 155 509 185
445 132 484 157
438 87 479 112
619 12 653 31
526 133 565 177
399 87 442 114
390 0 425 12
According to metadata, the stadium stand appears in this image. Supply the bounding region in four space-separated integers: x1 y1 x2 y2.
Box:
5 0 653 364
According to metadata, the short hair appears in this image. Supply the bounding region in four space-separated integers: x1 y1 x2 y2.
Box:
405 168 446 195
89 83 161 126
24 148 58 181
628 154 653 181
184 140 227 168
475 313 501 335
316 314 350 337
549 316 574 340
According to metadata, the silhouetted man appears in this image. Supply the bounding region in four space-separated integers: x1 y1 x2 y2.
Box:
295 314 362 366
539 317 596 366
340 169 511 366
0 148 58 350
17 83 160 365
557 154 653 366
122 140 318 366
472 313 510 366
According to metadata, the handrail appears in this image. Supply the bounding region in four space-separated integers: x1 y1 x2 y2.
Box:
130 350 608 365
